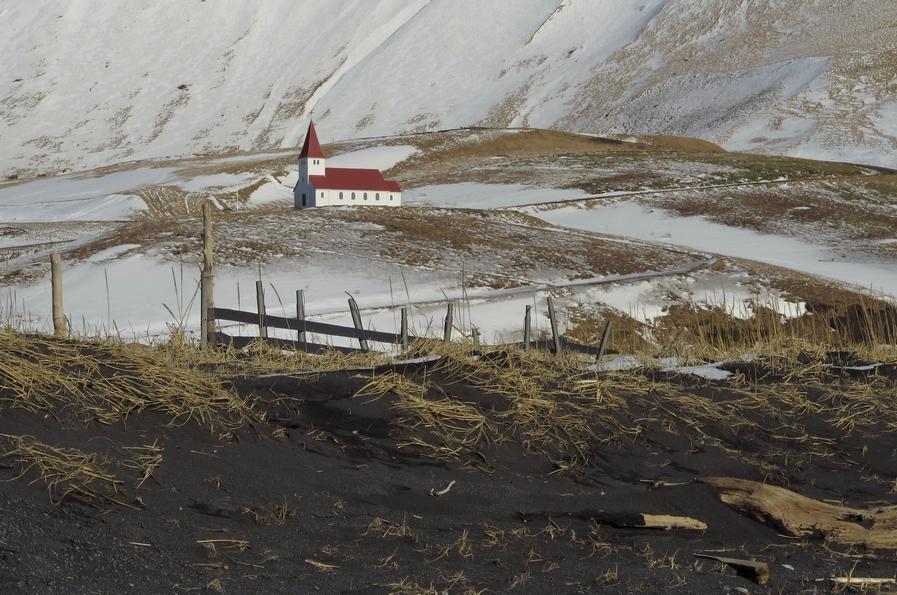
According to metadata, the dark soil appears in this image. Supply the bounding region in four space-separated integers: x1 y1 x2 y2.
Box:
2 357 897 594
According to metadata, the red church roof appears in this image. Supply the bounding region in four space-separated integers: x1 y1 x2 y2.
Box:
310 168 401 192
299 121 325 159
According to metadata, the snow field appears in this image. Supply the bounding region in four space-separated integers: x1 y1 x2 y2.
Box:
535 201 897 299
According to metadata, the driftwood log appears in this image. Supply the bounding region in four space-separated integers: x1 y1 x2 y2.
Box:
703 477 897 549
519 510 706 531
694 553 769 585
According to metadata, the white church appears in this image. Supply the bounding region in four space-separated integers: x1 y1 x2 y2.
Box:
293 121 402 208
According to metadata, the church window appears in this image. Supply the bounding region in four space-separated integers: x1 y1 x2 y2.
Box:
375 193 380 200
363 193 368 200
339 192 344 199
351 192 356 200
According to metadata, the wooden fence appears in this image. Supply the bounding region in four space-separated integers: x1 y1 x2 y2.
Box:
45 200 615 359
208 277 611 357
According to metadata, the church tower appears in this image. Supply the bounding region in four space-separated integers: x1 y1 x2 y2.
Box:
295 121 326 207
298 121 326 180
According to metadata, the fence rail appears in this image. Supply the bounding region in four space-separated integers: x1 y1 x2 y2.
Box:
42 199 619 360
211 331 359 354
211 307 418 349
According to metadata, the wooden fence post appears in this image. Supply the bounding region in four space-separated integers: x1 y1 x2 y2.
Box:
443 302 454 342
400 307 409 351
547 296 562 357
296 289 307 350
597 319 613 360
256 280 268 339
347 294 369 351
523 305 532 352
471 326 481 346
200 200 215 350
50 253 65 337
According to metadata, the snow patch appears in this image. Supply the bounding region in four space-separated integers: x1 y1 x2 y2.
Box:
537 201 897 298
327 145 418 171
405 183 590 209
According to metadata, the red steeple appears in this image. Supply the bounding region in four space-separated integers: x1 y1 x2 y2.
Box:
299 121 325 159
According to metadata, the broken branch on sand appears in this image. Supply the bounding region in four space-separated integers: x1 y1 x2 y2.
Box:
830 577 897 588
430 479 456 496
519 510 707 531
703 477 897 550
694 553 769 585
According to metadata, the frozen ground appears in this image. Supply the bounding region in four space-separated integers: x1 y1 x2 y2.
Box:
405 183 590 209
534 201 897 298
1 128 894 349
2 248 696 348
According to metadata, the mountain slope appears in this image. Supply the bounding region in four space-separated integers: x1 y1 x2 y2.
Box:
2 0 896 177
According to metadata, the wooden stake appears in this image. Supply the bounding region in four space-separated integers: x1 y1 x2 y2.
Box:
296 289 307 349
347 294 369 351
471 326 480 346
597 319 613 360
256 280 267 339
694 554 769 585
400 307 409 351
523 305 532 352
546 296 562 356
443 302 454 342
200 200 215 349
831 578 897 588
50 253 65 337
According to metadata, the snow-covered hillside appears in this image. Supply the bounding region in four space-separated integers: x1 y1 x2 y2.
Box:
2 0 896 177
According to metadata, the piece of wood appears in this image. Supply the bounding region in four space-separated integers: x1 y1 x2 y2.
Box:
400 307 409 351
703 477 897 550
831 577 897 587
347 294 369 351
523 305 531 352
211 332 358 355
694 553 769 585
211 308 417 344
200 200 215 349
519 509 706 531
641 514 707 531
471 326 480 346
546 296 562 356
443 302 454 342
255 280 267 339
597 319 613 359
295 289 307 349
50 253 65 337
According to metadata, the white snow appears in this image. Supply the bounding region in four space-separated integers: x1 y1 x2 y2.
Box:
405 183 590 209
246 176 293 207
175 173 257 192
665 363 733 380
0 168 176 222
593 356 732 380
0 192 148 222
2 2 895 176
327 145 418 171
536 201 897 298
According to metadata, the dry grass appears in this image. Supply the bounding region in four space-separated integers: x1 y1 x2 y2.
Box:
355 371 489 456
388 129 723 180
171 337 392 376
122 441 163 488
242 499 295 526
0 331 251 428
0 434 124 506
345 295 897 476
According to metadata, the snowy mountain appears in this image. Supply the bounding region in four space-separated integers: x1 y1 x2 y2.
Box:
2 0 896 177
